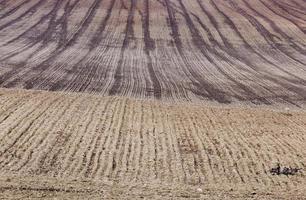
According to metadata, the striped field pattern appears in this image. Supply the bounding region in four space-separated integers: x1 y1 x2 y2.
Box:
0 0 305 105
0 0 306 199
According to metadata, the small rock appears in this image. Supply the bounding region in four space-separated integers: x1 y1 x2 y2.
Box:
197 188 203 193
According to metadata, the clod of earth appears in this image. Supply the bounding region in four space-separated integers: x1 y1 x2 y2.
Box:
270 163 302 176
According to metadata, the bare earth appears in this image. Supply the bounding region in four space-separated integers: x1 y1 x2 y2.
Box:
0 0 305 105
0 0 306 199
0 88 306 199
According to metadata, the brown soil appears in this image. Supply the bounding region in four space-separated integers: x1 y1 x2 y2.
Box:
1 0 306 199
0 0 305 105
0 88 306 199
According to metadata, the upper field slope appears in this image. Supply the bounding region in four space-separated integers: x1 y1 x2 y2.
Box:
0 0 305 105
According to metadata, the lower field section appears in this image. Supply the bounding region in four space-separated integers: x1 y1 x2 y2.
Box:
0 88 306 199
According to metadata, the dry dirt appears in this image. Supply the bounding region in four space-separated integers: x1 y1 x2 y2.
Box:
0 88 306 199
0 0 306 199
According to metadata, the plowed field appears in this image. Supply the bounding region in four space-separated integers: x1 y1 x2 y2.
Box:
0 0 305 105
0 0 306 199
0 88 306 199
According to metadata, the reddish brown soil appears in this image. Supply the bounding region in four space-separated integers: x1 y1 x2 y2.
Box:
0 0 305 105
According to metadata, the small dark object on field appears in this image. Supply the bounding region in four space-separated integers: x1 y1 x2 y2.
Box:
282 112 293 117
270 163 302 176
